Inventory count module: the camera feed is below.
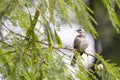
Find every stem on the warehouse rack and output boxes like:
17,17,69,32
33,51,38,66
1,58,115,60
2,23,96,59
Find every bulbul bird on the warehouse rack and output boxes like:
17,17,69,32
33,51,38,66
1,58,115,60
71,28,88,67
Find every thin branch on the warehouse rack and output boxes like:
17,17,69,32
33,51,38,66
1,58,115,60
3,56,16,66
1,22,96,58
0,39,14,47
56,49,71,58
1,23,99,76
2,23,27,39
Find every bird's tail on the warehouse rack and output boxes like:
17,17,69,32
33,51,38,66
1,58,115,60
71,52,84,67
71,55,76,67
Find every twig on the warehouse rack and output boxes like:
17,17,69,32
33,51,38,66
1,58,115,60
56,49,71,58
0,39,14,47
3,56,16,66
1,23,99,77
2,23,27,39
1,22,96,58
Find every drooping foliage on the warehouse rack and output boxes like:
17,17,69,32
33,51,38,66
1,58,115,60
0,0,120,80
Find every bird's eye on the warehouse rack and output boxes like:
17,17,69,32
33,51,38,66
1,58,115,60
78,29,82,31
76,28,83,32
77,29,82,32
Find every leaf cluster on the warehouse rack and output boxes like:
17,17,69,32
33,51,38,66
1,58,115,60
0,0,120,80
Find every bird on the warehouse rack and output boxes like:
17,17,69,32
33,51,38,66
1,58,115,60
71,28,88,67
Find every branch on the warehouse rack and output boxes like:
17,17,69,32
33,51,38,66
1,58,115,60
2,23,27,39
1,22,96,58
0,39,14,48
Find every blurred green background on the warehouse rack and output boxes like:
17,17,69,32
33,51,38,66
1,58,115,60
90,0,120,65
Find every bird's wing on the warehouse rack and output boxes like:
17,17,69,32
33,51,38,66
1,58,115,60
73,37,82,51
73,37,85,55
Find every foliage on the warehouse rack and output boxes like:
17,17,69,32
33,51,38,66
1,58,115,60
0,0,120,80
102,0,120,33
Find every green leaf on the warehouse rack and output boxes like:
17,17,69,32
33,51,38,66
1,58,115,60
21,69,31,80
65,0,75,12
116,0,120,8
54,29,62,48
87,20,99,39
95,54,120,79
74,0,98,38
0,46,3,53
46,26,53,51
49,0,55,23
26,9,39,37
10,9,30,29
57,0,72,27
102,0,120,33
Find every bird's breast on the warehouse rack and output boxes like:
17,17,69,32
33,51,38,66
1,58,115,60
78,38,88,50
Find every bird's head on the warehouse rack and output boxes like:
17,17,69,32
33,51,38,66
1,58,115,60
76,28,85,34
76,28,86,37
